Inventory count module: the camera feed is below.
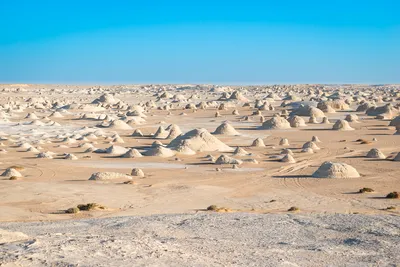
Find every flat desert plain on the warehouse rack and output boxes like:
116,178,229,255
0,84,399,266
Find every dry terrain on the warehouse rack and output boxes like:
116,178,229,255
0,83,399,266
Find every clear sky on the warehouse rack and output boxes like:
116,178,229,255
0,0,399,84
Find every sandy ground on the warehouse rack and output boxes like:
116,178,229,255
0,84,399,265
0,95,399,221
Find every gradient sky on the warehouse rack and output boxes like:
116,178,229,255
0,0,399,84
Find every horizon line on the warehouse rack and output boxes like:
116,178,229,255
1,81,399,86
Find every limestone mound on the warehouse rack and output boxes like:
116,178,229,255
366,148,386,159
19,142,33,149
64,153,78,160
279,138,289,146
25,113,39,119
309,116,318,123
94,145,128,155
233,147,249,156
113,136,125,143
126,117,146,125
215,155,243,165
356,102,375,112
153,126,169,139
1,168,22,177
132,129,144,137
144,146,176,157
301,148,314,153
312,161,360,178
345,114,359,123
166,124,182,139
324,105,336,113
174,144,196,155
251,138,265,147
280,154,296,163
121,148,143,158
213,122,240,135
366,104,398,119
312,136,321,143
288,115,307,127
27,147,40,153
318,100,349,111
260,116,291,130
168,128,233,152
37,152,53,159
80,143,94,149
242,158,259,164
107,120,133,130
229,90,249,102
332,120,354,131
106,145,129,155
62,137,76,144
131,168,145,177
89,172,132,181
92,93,119,104
302,141,320,150
290,105,325,118
49,111,64,118
321,117,331,124
281,148,294,155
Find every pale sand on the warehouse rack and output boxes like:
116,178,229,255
0,84,399,265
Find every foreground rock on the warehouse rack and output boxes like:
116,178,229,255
0,213,399,266
0,229,29,243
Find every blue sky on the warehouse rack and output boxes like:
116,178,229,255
0,0,399,84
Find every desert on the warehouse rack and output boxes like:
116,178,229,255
0,83,399,266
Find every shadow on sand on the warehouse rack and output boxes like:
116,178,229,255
272,175,312,178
